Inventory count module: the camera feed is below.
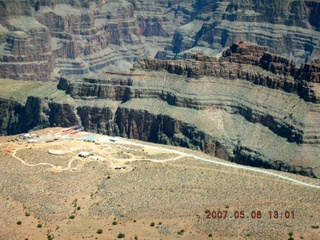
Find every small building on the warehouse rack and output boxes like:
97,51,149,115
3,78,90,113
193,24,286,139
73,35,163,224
24,134,31,138
84,136,97,143
79,151,90,158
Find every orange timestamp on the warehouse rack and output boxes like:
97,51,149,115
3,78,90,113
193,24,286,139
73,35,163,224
205,210,294,219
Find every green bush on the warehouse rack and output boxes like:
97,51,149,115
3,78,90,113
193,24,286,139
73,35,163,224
37,224,42,228
209,233,213,237
17,221,22,225
112,221,118,225
97,229,103,234
150,222,155,227
117,233,125,238
69,215,75,219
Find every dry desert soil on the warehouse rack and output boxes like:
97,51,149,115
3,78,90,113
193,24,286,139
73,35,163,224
0,128,319,240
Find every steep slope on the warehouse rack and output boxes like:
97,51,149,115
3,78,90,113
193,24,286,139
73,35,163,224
1,0,319,81
163,0,320,64
0,0,192,81
1,43,319,178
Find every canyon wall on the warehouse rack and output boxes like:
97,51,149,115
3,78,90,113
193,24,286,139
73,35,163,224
1,0,320,81
0,0,191,80
1,43,319,178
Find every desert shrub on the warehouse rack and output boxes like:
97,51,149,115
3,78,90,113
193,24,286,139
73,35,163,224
69,215,75,219
117,233,125,238
150,222,155,227
97,229,103,234
112,221,118,225
47,234,54,240
37,224,42,228
17,221,22,225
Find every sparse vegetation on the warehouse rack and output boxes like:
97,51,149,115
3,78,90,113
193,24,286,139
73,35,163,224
288,231,294,240
47,234,54,240
0,128,319,240
117,233,125,238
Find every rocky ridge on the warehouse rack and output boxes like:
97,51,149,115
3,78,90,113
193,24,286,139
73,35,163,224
0,0,190,81
160,0,320,64
139,42,320,103
1,43,319,178
1,0,320,81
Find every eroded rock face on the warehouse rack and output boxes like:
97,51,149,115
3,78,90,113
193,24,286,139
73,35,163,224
1,0,319,81
1,43,319,178
0,18,54,81
0,0,191,80
137,42,320,103
167,0,320,64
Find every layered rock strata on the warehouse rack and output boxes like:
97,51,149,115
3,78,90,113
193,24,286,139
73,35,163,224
164,0,320,64
1,0,320,81
1,45,320,178
138,43,320,103
0,0,191,81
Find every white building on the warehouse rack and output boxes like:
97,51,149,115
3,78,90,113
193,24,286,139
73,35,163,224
79,152,90,158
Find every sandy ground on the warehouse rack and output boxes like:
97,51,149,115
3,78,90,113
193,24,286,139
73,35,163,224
0,128,319,240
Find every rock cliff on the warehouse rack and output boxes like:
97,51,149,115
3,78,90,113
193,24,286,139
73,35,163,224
1,43,320,178
164,0,320,64
138,42,320,103
1,0,319,81
0,0,190,80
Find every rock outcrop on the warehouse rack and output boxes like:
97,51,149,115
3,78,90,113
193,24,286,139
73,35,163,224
138,42,320,103
1,0,319,81
1,43,320,178
0,0,191,81
164,0,320,64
